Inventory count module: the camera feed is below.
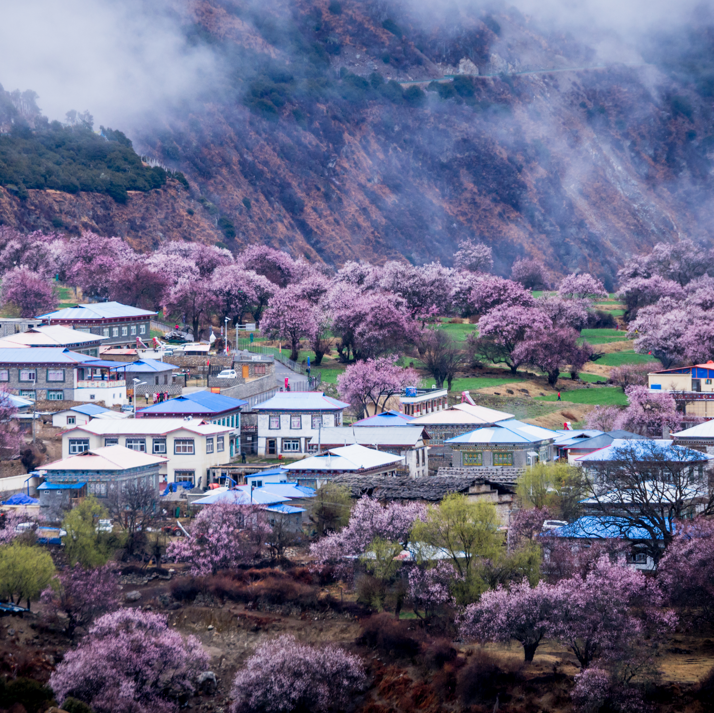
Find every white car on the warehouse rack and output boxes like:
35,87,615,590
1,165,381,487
96,519,113,533
216,369,237,379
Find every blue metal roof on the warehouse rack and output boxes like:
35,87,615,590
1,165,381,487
137,390,246,416
353,410,416,427
447,419,556,445
245,467,289,479
544,516,665,541
266,503,305,515
576,439,712,463
38,482,86,490
254,392,349,411
259,483,316,499
552,430,603,446
0,348,96,364
37,301,155,320
117,359,176,373
68,404,111,416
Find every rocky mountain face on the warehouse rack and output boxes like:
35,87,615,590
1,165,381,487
4,0,714,285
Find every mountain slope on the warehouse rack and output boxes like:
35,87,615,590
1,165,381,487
4,0,714,285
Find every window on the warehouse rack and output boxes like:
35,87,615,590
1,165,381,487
122,326,128,336
139,325,146,335
626,553,648,564
290,415,302,430
175,471,195,483
282,439,301,452
88,482,108,497
217,436,225,452
104,438,119,446
174,439,195,455
48,390,64,401
19,390,35,401
0,370,8,382
47,369,65,382
206,438,214,454
69,439,90,454
112,327,119,337
311,415,323,429
19,369,36,382
67,416,76,425
152,439,167,454
103,328,110,337
463,451,483,466
130,326,137,336
269,415,280,430
125,438,146,452
493,451,514,466
255,364,266,375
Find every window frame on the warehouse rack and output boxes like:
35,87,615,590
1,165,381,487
139,325,146,335
174,439,195,455
19,369,36,382
125,438,147,453
217,436,225,452
462,450,483,466
290,415,302,430
47,368,65,382
152,439,167,454
282,439,301,453
493,451,514,466
122,326,128,337
175,470,195,483
69,438,90,454
311,414,323,430
67,416,76,425
206,437,214,454
102,328,110,337
112,327,119,337
0,369,9,382
47,390,64,401
130,325,137,336
269,415,281,430
104,438,119,447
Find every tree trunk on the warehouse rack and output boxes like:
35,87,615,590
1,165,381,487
523,642,538,662
547,369,560,386
192,316,200,341
290,339,299,362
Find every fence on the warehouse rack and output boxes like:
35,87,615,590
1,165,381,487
238,340,322,389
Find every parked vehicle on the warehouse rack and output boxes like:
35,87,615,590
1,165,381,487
96,519,113,533
217,369,237,379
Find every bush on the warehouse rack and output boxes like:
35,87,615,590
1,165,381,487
170,576,205,602
456,650,522,706
423,638,458,670
63,698,95,713
587,309,617,328
0,677,55,713
359,613,421,658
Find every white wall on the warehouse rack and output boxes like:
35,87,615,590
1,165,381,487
52,411,92,428
74,386,127,407
257,412,341,456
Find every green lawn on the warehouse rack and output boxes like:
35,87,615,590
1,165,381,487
437,321,477,343
450,376,523,392
579,372,608,383
596,351,657,367
535,386,628,406
580,328,628,345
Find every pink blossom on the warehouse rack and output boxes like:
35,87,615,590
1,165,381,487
558,273,608,300
337,356,418,418
49,608,209,713
333,261,377,289
617,276,685,315
627,301,691,367
508,507,553,551
609,363,655,391
310,496,426,564
407,562,457,620
0,228,62,276
453,239,493,273
229,635,366,713
107,260,171,312
162,279,220,341
511,258,549,290
379,261,453,321
260,286,318,361
584,405,621,432
538,296,589,331
0,506,37,543
613,385,680,436
166,502,269,576
0,266,57,317
468,276,535,315
236,245,300,287
513,326,592,385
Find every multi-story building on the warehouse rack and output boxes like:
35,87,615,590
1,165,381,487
37,445,167,514
0,318,42,338
37,302,155,348
0,325,106,356
254,392,349,457
0,348,126,405
648,362,714,422
115,359,182,400
399,387,449,417
60,418,237,486
409,403,515,446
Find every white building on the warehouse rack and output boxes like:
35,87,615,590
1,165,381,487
51,403,126,428
254,392,349,457
312,426,430,478
60,418,236,487
399,387,449,417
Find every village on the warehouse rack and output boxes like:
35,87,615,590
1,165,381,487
0,234,711,713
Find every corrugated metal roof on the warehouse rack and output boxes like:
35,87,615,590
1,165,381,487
544,516,664,540
254,392,349,411
411,404,514,426
446,419,556,445
353,410,415,427
64,417,233,436
259,483,316,499
285,444,402,471
116,359,176,373
674,420,714,440
0,348,95,364
40,445,168,471
38,482,86,490
0,325,107,348
575,439,712,463
137,391,246,416
313,426,426,447
66,404,111,416
37,301,155,320
266,503,305,514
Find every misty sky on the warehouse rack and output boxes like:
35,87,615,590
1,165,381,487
0,0,706,132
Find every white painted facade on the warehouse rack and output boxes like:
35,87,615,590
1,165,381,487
257,412,342,456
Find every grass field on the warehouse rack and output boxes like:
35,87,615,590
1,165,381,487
579,328,629,345
535,386,628,406
437,321,476,342
597,350,658,367
450,376,523,392
578,372,609,383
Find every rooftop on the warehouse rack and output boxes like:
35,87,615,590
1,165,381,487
0,325,107,348
543,516,665,541
37,301,156,321
284,444,403,472
575,438,713,463
137,390,246,416
332,474,503,501
564,430,646,451
40,445,168,472
59,404,111,417
115,359,177,374
254,392,349,412
312,426,428,448
0,348,97,365
63,417,234,436
410,403,514,426
552,429,604,446
353,410,415,427
673,420,714,440
446,419,556,445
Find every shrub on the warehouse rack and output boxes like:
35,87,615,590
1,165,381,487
456,650,522,706
170,576,205,602
359,613,421,658
587,309,617,328
63,698,95,713
423,639,458,670
0,677,54,713
229,635,366,713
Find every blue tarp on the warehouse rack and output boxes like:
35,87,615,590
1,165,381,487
37,482,86,490
161,482,194,496
2,494,39,505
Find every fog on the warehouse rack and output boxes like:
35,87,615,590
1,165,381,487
0,0,220,130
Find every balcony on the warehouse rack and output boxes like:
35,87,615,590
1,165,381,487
76,380,126,389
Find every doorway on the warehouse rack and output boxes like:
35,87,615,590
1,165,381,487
267,439,277,455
